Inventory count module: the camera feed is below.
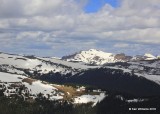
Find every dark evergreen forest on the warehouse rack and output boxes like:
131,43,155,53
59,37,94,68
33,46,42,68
0,89,160,114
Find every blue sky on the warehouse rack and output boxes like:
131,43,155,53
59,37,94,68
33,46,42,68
85,0,119,13
0,0,160,57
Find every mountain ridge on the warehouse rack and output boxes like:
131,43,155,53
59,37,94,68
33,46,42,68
62,49,158,65
0,50,160,97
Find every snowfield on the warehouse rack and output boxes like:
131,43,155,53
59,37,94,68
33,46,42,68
135,73,160,85
74,93,106,106
0,72,63,100
41,57,99,69
23,81,63,100
105,60,160,85
0,71,106,104
0,72,26,82
0,52,98,76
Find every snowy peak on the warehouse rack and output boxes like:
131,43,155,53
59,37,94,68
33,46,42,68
62,49,117,65
62,49,160,65
62,49,135,65
157,55,160,59
79,49,114,60
144,53,156,60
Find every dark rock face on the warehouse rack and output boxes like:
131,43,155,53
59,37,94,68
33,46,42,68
93,56,101,61
61,53,78,60
115,53,126,60
133,55,146,61
114,53,132,61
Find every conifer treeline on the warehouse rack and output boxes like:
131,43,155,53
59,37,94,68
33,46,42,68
0,90,160,114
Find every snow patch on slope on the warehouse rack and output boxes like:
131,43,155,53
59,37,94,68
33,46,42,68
41,57,99,69
144,53,156,60
74,93,106,106
0,72,26,82
0,72,63,100
0,53,76,75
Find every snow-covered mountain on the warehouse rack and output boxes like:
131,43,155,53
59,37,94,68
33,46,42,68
62,49,130,65
0,50,160,97
0,52,98,77
105,60,160,85
62,49,159,65
144,53,156,60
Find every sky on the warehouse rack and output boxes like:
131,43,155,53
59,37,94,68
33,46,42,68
0,0,160,57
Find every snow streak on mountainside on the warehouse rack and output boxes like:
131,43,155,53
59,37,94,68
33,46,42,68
105,60,160,85
41,57,98,69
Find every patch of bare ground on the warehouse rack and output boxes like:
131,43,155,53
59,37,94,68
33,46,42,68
22,78,36,85
53,85,85,100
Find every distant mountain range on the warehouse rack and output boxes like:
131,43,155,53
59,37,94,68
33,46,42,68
0,49,160,99
62,49,158,65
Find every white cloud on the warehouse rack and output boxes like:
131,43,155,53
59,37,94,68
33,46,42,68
0,0,160,56
114,43,129,48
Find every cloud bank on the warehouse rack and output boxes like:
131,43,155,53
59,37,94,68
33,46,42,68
0,0,160,56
